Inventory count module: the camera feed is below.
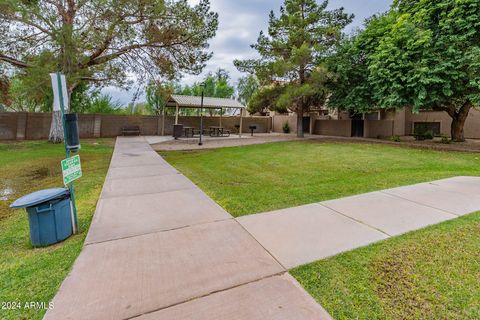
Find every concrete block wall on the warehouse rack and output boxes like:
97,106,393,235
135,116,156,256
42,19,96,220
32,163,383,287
0,112,272,140
25,113,51,140
272,115,297,133
313,120,351,137
164,116,271,135
0,113,19,140
364,120,395,138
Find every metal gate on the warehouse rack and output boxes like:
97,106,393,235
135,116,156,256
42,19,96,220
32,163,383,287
351,119,364,137
303,117,310,134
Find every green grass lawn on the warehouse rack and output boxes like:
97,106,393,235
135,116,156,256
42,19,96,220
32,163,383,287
162,140,480,319
0,139,113,320
291,211,480,320
160,141,480,217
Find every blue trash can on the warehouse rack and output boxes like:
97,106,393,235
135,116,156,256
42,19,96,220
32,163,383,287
10,188,73,247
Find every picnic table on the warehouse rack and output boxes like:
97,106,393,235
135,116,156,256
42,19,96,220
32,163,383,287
209,126,223,137
183,126,195,138
208,126,230,137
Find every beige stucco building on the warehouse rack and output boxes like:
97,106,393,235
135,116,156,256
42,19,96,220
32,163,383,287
272,107,480,139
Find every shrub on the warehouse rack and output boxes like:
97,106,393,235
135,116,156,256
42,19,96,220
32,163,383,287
414,124,428,140
282,121,290,134
441,135,451,144
390,135,401,142
424,130,434,140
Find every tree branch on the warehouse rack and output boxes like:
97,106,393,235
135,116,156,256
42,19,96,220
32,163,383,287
0,54,31,68
86,37,193,67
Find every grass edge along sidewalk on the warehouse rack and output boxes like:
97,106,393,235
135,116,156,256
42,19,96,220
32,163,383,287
291,211,480,320
0,139,113,320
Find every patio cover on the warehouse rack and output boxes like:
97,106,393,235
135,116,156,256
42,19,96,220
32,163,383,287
164,95,247,136
167,95,246,110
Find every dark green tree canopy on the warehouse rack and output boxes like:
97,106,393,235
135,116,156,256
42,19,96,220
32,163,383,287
0,0,218,90
370,0,480,111
327,13,395,112
329,0,480,141
235,0,352,136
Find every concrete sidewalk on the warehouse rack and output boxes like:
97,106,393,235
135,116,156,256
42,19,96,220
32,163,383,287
44,137,329,320
238,176,480,269
45,137,480,319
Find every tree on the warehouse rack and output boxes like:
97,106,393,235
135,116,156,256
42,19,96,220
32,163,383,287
327,14,395,113
86,93,122,114
192,69,235,98
234,0,353,137
0,74,9,109
248,84,286,115
145,81,174,115
0,0,218,141
178,68,235,99
4,72,53,112
330,0,480,142
237,74,260,107
373,0,480,142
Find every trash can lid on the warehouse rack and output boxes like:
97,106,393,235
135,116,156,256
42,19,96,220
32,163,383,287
10,188,70,209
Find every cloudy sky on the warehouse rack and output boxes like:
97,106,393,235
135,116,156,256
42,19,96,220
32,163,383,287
108,0,393,104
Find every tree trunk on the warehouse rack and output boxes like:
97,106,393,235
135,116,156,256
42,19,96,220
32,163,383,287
49,111,64,143
450,103,472,142
296,107,304,138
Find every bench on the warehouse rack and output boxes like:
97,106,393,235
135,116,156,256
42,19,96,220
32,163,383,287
121,126,141,136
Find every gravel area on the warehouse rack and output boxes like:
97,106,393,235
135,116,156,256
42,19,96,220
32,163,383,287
150,133,307,151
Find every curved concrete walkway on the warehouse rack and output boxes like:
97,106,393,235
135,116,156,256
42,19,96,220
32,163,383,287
44,137,330,320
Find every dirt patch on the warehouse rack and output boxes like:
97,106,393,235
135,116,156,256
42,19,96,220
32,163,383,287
0,160,62,221
371,247,437,319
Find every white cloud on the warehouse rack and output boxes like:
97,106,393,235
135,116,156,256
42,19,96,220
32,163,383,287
106,0,393,104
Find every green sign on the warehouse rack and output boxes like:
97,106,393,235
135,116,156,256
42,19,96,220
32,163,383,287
61,155,82,185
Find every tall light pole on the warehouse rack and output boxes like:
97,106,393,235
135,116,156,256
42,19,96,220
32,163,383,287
199,82,205,146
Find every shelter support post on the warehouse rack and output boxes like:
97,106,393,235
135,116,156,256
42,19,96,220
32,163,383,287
175,103,179,125
239,108,244,138
161,105,166,136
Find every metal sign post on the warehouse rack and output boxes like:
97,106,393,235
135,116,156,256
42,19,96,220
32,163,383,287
54,72,79,234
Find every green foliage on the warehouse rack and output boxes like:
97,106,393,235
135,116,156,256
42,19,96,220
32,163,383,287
329,0,480,141
370,1,480,111
424,130,434,140
441,135,451,144
145,81,174,115
185,68,235,99
237,74,260,106
248,85,287,114
282,121,291,134
414,124,434,141
0,0,218,87
328,13,396,112
391,135,401,142
87,93,122,114
235,0,353,136
122,102,149,116
0,0,218,124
